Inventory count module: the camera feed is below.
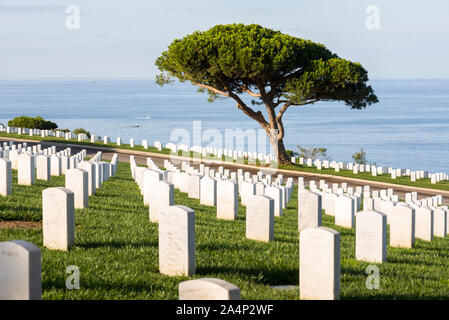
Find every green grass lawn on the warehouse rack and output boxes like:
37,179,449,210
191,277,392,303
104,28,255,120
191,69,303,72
0,161,448,299
2,131,449,192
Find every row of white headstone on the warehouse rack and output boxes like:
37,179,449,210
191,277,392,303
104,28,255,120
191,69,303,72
0,143,88,194
142,166,339,299
0,152,286,300
0,154,119,299
136,158,362,300
0,238,241,300
104,136,276,164
0,126,80,140
2,125,277,164
166,142,276,164
167,159,292,222
4,125,448,180
300,177,447,240
291,156,448,184
1,155,446,300
129,157,295,276
298,180,449,299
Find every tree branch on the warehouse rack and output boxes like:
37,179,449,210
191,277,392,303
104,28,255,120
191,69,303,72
211,74,269,128
193,82,229,97
237,84,261,98
257,83,278,129
273,99,289,108
228,91,269,127
276,102,292,122
275,98,320,108
274,99,320,140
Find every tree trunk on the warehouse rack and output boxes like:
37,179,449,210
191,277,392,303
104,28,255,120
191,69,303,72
276,138,291,165
265,128,290,165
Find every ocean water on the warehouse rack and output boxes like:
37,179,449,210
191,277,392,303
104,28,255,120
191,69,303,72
0,79,448,173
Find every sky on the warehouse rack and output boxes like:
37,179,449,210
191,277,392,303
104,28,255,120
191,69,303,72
1,0,449,79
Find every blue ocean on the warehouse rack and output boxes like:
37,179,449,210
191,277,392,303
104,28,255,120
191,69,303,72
0,79,448,173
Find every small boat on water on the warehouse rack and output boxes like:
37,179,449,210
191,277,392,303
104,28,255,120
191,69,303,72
134,123,139,128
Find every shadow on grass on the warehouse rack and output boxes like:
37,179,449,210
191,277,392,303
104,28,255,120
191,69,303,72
196,265,298,286
196,242,269,252
77,240,157,250
43,278,170,295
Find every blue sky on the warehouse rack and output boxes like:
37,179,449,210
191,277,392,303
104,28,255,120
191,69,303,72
1,0,448,79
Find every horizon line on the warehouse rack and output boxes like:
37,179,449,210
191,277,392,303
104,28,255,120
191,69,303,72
1,77,449,81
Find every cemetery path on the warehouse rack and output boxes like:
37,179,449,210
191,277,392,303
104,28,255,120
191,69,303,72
2,137,449,205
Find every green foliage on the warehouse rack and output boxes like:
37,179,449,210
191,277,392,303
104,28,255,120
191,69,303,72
8,116,58,130
285,149,299,158
352,148,367,164
73,128,91,139
155,23,378,109
55,128,70,133
284,58,378,109
296,145,330,161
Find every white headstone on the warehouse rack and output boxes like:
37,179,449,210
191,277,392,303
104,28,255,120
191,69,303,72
9,150,19,170
0,159,12,196
0,240,41,300
77,161,96,196
50,156,61,176
415,207,433,241
149,181,174,223
179,172,191,193
264,186,282,217
65,168,88,209
217,180,238,220
323,192,337,216
36,155,50,181
246,195,274,242
92,162,103,188
159,205,195,276
298,189,322,231
188,174,201,199
433,208,447,238
299,227,340,300
363,198,375,211
60,156,69,174
240,181,256,206
179,278,240,300
200,176,217,206
335,195,355,228
17,153,35,186
42,187,75,251
255,183,265,196
355,211,387,263
143,170,163,205
389,205,415,248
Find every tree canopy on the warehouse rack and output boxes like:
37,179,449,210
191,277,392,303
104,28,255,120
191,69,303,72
8,116,58,130
155,23,378,163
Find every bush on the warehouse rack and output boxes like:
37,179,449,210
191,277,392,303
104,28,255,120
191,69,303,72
55,128,70,133
352,148,367,164
296,145,330,161
8,116,58,130
286,149,299,158
73,128,91,139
